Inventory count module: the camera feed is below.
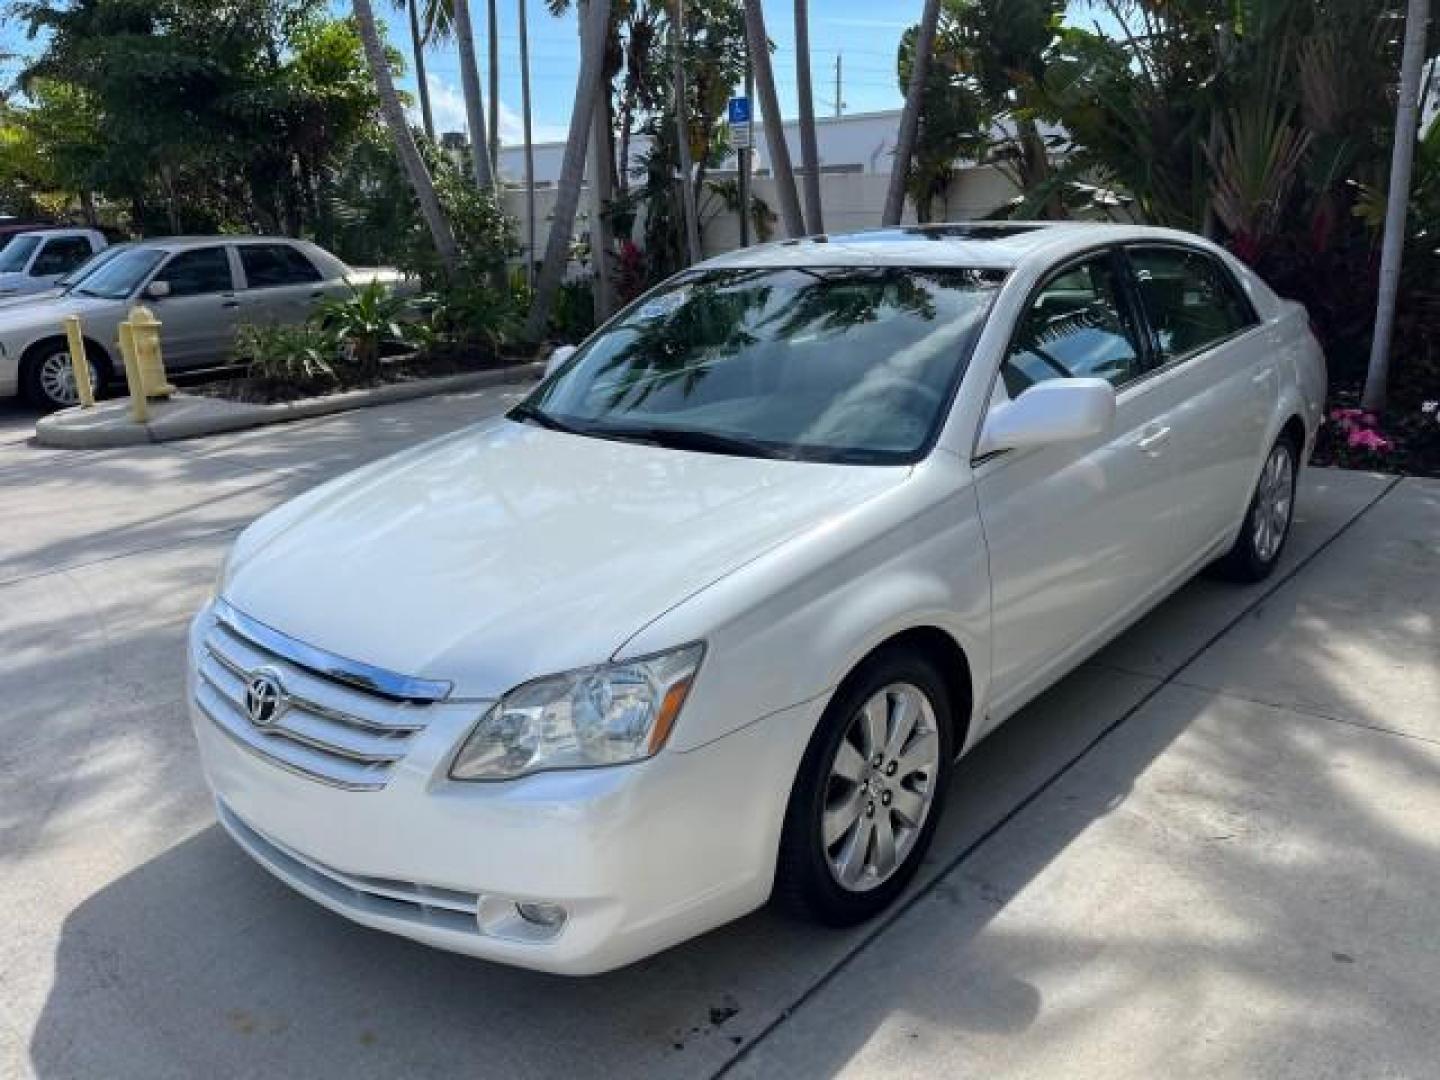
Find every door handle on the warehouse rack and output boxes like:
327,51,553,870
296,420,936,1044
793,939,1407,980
1137,426,1172,454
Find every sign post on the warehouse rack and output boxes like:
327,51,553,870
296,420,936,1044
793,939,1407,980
730,94,752,246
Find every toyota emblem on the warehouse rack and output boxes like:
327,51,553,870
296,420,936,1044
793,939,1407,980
244,669,286,728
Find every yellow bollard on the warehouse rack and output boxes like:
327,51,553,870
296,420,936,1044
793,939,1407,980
62,316,96,409
128,305,175,399
118,319,148,423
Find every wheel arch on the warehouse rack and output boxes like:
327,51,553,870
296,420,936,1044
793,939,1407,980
833,625,975,761
21,333,115,380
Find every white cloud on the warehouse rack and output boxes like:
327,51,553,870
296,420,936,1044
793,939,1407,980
413,74,567,147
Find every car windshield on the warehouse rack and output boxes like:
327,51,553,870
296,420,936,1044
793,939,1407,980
59,245,125,288
74,247,165,300
519,266,1005,465
0,235,42,273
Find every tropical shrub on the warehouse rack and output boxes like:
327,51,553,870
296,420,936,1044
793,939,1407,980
237,323,341,395
316,282,412,379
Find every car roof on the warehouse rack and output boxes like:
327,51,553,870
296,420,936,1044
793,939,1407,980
699,222,1215,272
129,235,313,253
10,227,101,241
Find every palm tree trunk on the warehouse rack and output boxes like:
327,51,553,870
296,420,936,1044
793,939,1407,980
452,0,496,190
673,0,703,264
407,0,436,140
353,0,460,272
1363,0,1430,412
525,0,614,340
519,0,537,287
588,1,618,317
487,0,501,172
794,0,822,233
884,0,941,226
742,0,803,237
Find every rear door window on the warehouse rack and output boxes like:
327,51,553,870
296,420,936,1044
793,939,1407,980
1126,246,1258,363
239,244,323,288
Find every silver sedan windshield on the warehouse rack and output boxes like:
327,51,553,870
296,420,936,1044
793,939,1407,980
74,247,166,300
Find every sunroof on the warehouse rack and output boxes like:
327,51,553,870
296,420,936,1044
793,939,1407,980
837,224,1046,244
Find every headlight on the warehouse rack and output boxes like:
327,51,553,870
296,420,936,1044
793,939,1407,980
449,643,704,781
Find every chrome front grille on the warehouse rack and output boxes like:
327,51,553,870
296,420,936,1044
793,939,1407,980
197,603,444,791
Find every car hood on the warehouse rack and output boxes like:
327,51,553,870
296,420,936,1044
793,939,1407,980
0,292,118,334
0,286,63,309
222,418,909,697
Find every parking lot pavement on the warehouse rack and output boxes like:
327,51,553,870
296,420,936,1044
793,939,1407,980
0,390,1432,1080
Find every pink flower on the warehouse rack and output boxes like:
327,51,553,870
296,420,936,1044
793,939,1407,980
1347,428,1391,452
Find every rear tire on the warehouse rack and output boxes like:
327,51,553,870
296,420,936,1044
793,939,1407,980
20,339,106,411
1212,432,1299,583
774,647,954,926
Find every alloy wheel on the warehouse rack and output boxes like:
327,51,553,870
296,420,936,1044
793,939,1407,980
823,682,941,892
37,349,96,408
1252,441,1294,563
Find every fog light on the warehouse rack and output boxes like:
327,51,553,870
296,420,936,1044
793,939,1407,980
515,901,567,929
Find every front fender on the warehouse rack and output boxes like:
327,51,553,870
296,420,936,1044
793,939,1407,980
621,455,992,755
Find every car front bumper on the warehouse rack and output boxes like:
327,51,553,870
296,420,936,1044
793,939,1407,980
188,607,820,975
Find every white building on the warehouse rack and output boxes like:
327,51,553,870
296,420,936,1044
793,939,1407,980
492,108,905,187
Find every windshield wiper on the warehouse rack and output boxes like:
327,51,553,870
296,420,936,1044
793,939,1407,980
596,425,789,460
508,401,588,435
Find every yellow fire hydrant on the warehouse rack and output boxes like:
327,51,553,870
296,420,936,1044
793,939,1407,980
115,304,175,422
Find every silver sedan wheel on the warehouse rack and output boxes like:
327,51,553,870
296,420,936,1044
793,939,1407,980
823,682,941,893
37,349,96,408
1252,441,1295,563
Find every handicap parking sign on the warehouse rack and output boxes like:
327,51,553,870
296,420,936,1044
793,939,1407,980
728,97,752,125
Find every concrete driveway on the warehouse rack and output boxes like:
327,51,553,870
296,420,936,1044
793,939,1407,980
0,391,1435,1080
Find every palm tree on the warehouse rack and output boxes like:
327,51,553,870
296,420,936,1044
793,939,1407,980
742,0,803,237
487,0,501,172
525,0,614,340
352,0,460,272
884,0,941,226
451,0,497,188
793,0,822,233
519,0,537,284
589,1,618,316
672,0,702,263
399,0,436,139
1364,0,1431,411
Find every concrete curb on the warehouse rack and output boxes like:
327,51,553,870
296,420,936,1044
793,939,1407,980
35,362,544,449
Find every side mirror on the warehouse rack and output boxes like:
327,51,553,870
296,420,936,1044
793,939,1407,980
544,344,578,378
976,378,1116,457
145,280,171,299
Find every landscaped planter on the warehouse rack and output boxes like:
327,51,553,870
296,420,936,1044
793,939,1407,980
35,363,544,449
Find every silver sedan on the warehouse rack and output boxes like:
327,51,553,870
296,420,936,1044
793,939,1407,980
0,236,410,409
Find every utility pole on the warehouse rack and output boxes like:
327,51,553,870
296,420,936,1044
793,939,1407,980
834,53,842,117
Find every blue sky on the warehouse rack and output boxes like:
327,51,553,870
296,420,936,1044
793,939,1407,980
2,3,1111,147
397,1,916,145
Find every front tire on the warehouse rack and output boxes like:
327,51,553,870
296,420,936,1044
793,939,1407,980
1213,433,1298,582
21,340,105,411
774,648,954,926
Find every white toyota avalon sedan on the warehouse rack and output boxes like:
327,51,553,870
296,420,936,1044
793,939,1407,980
190,223,1326,974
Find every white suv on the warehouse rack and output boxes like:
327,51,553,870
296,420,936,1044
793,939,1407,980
190,223,1326,974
